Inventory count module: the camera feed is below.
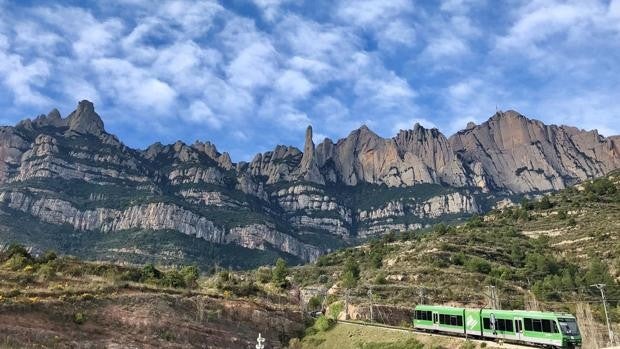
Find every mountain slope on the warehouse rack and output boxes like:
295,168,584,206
0,101,618,268
289,171,620,346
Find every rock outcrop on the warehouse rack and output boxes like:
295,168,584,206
0,101,618,267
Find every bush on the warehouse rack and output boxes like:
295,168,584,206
465,257,492,274
180,265,199,288
256,267,272,283
141,264,161,280
328,302,343,319
73,312,86,325
374,272,387,285
161,270,186,288
272,258,289,288
5,254,28,271
307,295,322,311
37,263,56,281
313,315,334,332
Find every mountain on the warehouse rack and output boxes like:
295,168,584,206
0,101,618,268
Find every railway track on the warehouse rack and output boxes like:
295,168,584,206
337,319,542,348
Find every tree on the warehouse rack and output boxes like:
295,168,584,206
272,258,289,288
341,258,360,289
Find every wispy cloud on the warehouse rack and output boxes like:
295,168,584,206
0,0,617,161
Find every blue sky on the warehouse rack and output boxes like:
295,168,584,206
0,0,619,161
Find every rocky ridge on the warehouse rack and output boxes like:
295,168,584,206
0,101,618,267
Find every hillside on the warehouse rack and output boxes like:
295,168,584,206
0,246,304,348
290,171,620,347
0,101,618,269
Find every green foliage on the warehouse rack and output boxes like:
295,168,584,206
466,214,484,228
341,258,360,289
272,258,289,288
374,272,387,285
73,312,86,325
180,265,200,288
314,315,334,332
141,264,161,280
521,198,534,210
255,266,272,283
584,177,617,197
328,302,343,319
557,209,568,220
465,256,491,274
308,296,323,311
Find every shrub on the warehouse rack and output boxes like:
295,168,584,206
256,267,272,283
328,301,343,319
180,265,200,288
5,254,27,271
141,264,161,280
73,312,86,325
313,315,334,332
307,295,322,311
557,210,568,220
374,272,387,285
465,257,492,274
161,270,186,288
39,250,58,263
37,263,56,281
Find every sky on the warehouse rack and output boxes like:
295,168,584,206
0,0,619,161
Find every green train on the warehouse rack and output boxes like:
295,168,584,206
413,305,581,348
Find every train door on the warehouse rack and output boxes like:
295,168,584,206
514,318,524,341
433,312,439,330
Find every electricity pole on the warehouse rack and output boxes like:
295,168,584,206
591,284,614,345
368,288,374,323
486,286,498,309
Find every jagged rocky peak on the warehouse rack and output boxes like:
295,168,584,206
297,125,324,184
193,140,221,160
449,110,620,192
66,100,105,135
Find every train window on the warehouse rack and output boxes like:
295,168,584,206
427,311,432,321
524,318,533,331
496,319,514,332
450,316,457,326
542,320,552,333
483,318,491,330
533,319,542,332
552,321,559,333
457,315,463,326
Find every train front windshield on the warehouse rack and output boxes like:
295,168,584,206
558,318,580,336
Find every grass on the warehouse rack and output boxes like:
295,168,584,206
297,322,497,349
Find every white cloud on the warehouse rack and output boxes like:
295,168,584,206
73,18,124,59
0,50,51,106
253,0,292,21
274,70,314,99
227,40,278,89
336,0,415,48
186,100,223,129
92,58,177,114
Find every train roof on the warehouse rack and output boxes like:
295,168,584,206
414,305,576,318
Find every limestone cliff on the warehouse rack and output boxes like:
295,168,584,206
0,101,617,268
